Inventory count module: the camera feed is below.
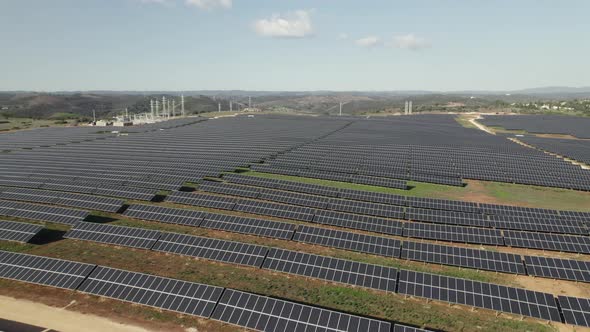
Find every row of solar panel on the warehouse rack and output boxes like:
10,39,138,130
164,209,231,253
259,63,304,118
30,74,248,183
0,250,427,332
249,164,409,190
260,160,465,187
42,221,590,326
197,181,587,235
0,199,89,225
0,187,125,212
120,205,590,283
162,192,590,253
221,174,590,222
0,176,158,201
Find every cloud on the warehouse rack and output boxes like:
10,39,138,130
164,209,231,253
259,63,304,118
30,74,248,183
392,34,430,50
355,36,382,48
254,10,314,38
185,0,232,9
338,33,349,40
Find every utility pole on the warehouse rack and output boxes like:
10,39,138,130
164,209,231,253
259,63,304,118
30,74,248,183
230,101,233,112
125,108,128,119
93,109,96,123
155,100,159,118
150,99,154,118
218,103,221,112
181,94,185,117
339,102,343,116
409,101,413,115
249,96,252,109
167,100,171,119
172,100,176,117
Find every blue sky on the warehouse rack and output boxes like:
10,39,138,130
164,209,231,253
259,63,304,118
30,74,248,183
1,0,589,91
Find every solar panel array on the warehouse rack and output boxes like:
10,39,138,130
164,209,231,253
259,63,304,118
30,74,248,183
524,256,590,282
64,222,162,249
153,232,268,267
0,251,400,331
401,241,525,275
559,296,590,327
293,225,401,258
0,220,43,243
520,135,590,167
262,248,398,292
78,266,224,317
0,199,89,225
211,289,392,332
398,270,562,322
200,213,296,240
0,250,95,289
0,187,124,212
215,175,589,237
3,114,590,330
479,114,590,139
245,115,590,191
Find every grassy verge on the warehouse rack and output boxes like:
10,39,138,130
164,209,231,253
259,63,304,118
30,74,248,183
12,240,553,332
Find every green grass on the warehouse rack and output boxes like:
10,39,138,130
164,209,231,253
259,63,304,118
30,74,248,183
243,171,590,211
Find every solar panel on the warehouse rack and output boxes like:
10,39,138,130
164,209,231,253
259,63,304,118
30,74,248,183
524,256,590,282
406,208,488,227
211,289,392,332
558,295,590,327
201,213,296,240
313,210,403,236
0,187,124,213
0,250,95,290
0,220,43,243
77,266,223,317
404,222,503,245
338,189,407,206
152,232,268,267
401,241,525,274
233,200,315,221
275,181,341,197
198,181,261,199
262,248,397,292
398,270,561,321
489,215,587,235
64,222,161,249
93,185,157,201
166,191,237,210
293,225,401,258
258,190,331,209
393,325,434,332
504,230,590,253
0,200,89,225
222,173,281,189
406,197,480,214
123,204,206,227
328,199,405,219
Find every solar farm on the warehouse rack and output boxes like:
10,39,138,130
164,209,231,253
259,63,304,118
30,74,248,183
1,114,590,332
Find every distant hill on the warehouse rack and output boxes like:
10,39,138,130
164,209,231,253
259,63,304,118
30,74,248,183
0,93,224,119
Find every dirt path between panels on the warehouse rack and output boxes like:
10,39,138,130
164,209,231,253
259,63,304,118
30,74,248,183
0,295,152,332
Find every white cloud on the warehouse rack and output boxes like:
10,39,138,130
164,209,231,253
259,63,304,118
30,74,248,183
185,0,232,9
338,33,349,40
355,36,382,48
254,10,314,38
392,34,430,50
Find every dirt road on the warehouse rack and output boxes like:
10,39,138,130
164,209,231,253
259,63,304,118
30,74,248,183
0,295,152,332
